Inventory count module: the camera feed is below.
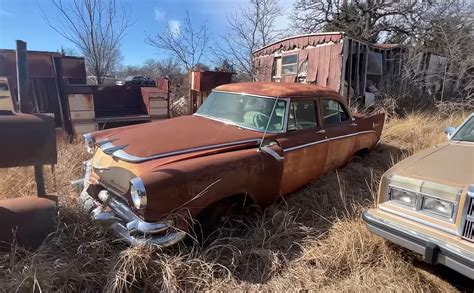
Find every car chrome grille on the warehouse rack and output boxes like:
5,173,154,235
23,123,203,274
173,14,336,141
461,196,474,242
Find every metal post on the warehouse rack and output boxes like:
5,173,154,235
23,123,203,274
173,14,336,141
16,40,47,197
34,166,47,196
15,40,28,113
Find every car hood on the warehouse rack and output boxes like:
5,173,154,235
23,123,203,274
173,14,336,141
92,115,264,162
397,141,474,186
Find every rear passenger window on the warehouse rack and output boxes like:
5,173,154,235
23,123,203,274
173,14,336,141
321,99,349,125
287,100,318,131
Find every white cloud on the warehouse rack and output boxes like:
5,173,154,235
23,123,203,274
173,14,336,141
168,20,181,37
154,7,166,22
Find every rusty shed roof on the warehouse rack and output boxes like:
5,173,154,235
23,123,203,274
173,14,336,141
252,32,407,57
253,32,344,57
214,82,340,98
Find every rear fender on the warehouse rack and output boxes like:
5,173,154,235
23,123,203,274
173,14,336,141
352,112,385,153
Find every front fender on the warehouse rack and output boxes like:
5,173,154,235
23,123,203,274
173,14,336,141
140,147,283,221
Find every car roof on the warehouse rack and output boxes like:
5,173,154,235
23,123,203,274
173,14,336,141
214,82,341,99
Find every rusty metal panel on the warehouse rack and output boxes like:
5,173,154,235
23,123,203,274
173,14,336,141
0,196,57,250
73,122,98,135
60,56,87,79
190,71,233,92
150,108,167,116
0,112,57,168
0,50,86,80
155,77,169,92
306,47,320,82
253,33,343,57
150,99,168,108
0,50,54,78
255,56,273,82
0,78,13,111
92,85,148,117
327,44,343,91
141,87,169,117
316,45,331,86
70,110,95,121
68,93,95,111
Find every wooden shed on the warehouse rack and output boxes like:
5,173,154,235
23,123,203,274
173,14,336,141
252,32,407,106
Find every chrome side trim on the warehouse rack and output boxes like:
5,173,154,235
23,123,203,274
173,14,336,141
283,130,377,152
101,129,376,162
103,145,127,155
284,139,326,152
96,138,115,146
105,138,262,163
84,133,94,153
379,204,459,236
260,147,284,161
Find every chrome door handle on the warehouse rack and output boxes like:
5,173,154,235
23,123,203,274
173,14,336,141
316,129,326,134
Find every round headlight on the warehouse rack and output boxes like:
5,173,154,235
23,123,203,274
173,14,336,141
130,177,147,209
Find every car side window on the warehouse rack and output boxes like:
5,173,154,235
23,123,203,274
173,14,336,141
287,100,318,131
321,99,350,125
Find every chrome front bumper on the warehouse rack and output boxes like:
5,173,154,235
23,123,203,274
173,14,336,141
363,209,474,279
76,161,186,247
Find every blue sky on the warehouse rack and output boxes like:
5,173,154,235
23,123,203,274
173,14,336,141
0,0,291,66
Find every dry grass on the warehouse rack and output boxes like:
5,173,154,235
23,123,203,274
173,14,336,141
0,112,471,292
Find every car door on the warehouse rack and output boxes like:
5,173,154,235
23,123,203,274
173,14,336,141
278,98,329,195
319,98,357,171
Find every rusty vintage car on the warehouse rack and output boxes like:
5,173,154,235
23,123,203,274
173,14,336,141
364,113,474,279
78,82,385,247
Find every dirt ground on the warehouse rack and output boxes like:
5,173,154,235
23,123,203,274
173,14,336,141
0,112,472,292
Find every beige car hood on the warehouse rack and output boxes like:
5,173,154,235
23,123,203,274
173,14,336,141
398,142,474,186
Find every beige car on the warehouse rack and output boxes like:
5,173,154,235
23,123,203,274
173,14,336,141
364,113,474,279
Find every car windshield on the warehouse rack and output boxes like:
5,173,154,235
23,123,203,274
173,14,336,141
124,76,134,81
452,116,474,142
195,91,287,133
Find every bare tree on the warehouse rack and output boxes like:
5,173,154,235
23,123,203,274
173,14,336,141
144,57,181,77
403,1,474,104
292,0,427,43
216,0,282,80
42,0,131,84
115,57,181,79
146,12,210,71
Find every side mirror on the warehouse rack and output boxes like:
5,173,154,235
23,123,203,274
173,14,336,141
444,127,456,139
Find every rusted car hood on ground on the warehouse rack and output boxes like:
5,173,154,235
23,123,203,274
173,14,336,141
92,115,264,159
394,141,474,186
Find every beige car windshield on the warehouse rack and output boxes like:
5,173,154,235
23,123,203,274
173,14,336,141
452,116,474,142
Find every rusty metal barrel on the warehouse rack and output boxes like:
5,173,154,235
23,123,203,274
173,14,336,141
0,196,58,250
0,111,58,250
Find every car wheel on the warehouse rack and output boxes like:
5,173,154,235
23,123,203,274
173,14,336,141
193,197,258,244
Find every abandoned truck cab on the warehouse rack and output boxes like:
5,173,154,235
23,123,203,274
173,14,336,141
363,113,474,279
78,82,385,246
